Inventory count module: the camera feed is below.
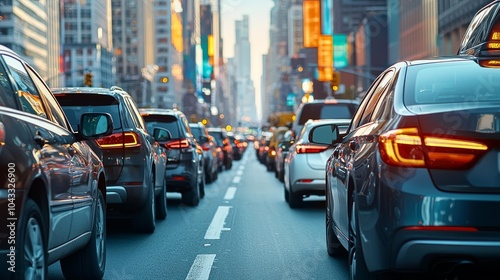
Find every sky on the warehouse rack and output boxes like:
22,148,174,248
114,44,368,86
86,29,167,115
220,0,274,121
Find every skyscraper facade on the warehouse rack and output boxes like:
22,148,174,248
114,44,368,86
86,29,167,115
60,0,114,88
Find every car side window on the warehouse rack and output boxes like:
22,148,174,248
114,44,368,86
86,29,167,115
26,66,69,129
125,97,146,130
370,76,396,122
2,54,47,118
357,70,394,127
0,59,18,108
349,79,381,131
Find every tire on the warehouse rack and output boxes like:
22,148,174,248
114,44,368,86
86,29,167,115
182,179,200,206
284,187,289,202
133,174,156,233
349,196,372,280
61,189,106,279
326,191,345,256
16,198,47,280
199,171,206,199
288,190,302,208
155,176,168,220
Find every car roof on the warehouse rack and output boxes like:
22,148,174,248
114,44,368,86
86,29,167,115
304,118,352,127
139,108,182,116
52,86,130,98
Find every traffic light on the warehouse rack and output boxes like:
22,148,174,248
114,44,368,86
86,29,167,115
330,72,340,91
84,73,93,87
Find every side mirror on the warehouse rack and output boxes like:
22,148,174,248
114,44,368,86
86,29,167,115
309,124,340,145
79,113,113,138
153,127,172,141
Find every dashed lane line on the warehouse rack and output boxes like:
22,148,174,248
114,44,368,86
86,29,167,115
204,206,232,240
185,254,216,280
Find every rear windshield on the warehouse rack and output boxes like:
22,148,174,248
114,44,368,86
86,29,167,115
55,94,122,132
190,126,203,139
298,103,357,125
142,115,181,138
208,131,224,146
405,60,500,105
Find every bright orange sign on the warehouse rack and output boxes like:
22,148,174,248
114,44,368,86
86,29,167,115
303,0,320,48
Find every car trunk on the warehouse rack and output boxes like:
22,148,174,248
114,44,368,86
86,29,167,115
416,107,500,193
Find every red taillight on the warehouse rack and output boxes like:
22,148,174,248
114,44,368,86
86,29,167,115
379,128,488,169
96,132,140,149
404,226,478,232
295,144,328,154
165,139,190,150
202,142,211,151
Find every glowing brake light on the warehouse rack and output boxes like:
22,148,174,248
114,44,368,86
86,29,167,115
201,142,211,151
96,132,140,148
379,128,488,169
296,144,328,154
165,139,191,150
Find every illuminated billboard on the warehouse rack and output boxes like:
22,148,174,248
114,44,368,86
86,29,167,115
303,0,320,48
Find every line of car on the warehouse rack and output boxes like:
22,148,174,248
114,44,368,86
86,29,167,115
0,44,244,279
259,2,500,278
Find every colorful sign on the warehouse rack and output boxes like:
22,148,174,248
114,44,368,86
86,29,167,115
303,0,320,48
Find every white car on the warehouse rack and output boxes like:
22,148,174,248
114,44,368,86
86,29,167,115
284,119,350,208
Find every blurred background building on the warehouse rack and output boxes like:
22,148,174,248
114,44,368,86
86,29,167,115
0,0,494,127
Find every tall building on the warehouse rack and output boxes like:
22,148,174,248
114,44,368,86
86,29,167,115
60,0,114,88
333,0,387,34
398,0,439,60
153,0,171,108
233,15,257,124
112,0,155,106
0,0,57,82
438,0,492,56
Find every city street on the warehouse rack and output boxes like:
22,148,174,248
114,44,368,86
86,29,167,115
48,150,348,280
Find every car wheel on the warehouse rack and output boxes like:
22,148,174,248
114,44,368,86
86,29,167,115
278,169,284,182
17,198,47,280
288,190,302,208
182,179,200,206
199,170,206,199
61,189,106,279
284,187,289,202
326,190,345,256
155,176,168,220
133,174,156,233
349,195,371,280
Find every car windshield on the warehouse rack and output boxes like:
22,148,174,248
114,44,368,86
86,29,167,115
298,103,356,125
405,60,500,105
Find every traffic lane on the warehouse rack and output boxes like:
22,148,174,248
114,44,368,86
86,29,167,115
205,151,349,279
48,171,233,280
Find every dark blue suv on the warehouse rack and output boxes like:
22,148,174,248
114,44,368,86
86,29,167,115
53,87,168,233
140,108,205,206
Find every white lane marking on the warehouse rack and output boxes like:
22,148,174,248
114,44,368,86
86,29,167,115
232,176,241,184
237,169,244,176
224,187,237,200
205,206,232,239
185,254,216,280
239,165,245,170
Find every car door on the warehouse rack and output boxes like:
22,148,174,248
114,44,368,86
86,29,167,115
331,69,395,238
2,54,76,248
27,66,97,238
